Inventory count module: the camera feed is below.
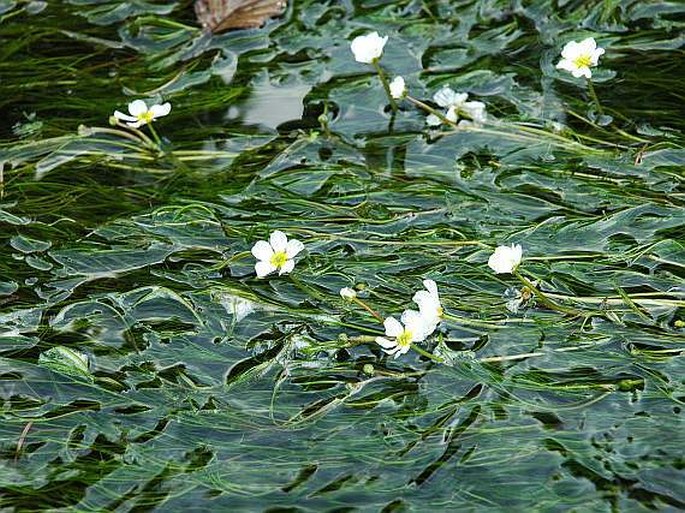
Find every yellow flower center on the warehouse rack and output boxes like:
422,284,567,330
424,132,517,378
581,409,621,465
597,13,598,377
270,251,288,268
137,111,155,124
437,306,444,318
396,329,413,348
573,54,592,69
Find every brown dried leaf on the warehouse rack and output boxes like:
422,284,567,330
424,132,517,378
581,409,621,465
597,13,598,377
195,0,287,33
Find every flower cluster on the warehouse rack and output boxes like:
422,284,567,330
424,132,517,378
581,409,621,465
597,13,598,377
243,231,528,362
100,28,602,366
376,279,443,358
348,31,607,134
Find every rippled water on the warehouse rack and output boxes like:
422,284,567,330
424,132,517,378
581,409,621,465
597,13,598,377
1,1,684,511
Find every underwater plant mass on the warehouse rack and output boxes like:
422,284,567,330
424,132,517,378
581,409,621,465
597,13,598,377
0,1,684,511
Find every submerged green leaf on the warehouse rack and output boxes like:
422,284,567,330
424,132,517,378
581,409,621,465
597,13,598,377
38,346,92,381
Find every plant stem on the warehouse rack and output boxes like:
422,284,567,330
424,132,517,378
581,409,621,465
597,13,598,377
406,95,456,127
146,123,164,153
406,96,603,154
443,312,528,329
513,271,581,316
412,344,444,363
91,125,157,150
351,297,384,322
478,342,604,364
586,78,604,116
372,59,397,113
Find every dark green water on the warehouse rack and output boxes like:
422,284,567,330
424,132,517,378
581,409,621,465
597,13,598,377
1,1,684,511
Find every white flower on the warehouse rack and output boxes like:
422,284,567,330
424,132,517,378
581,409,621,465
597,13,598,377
375,310,431,359
340,287,357,300
433,87,468,123
488,244,523,274
427,87,486,126
434,87,468,109
389,76,407,99
462,100,487,124
413,279,443,329
113,99,171,128
251,230,304,278
350,31,388,63
556,37,605,79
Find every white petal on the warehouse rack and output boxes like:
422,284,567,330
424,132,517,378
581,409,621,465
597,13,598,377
149,102,171,118
488,244,523,274
383,317,403,337
573,67,591,78
434,87,466,108
578,37,597,53
375,336,397,349
560,41,580,59
453,92,469,106
340,287,357,300
433,87,455,107
423,279,438,297
556,59,576,72
512,244,523,263
413,290,436,311
269,230,288,252
426,114,442,126
395,344,411,357
445,106,458,123
350,32,387,63
126,120,144,128
278,259,295,275
488,247,509,274
389,76,406,99
590,47,605,65
251,240,274,261
113,110,137,122
350,37,371,63
128,100,148,117
285,239,304,258
386,346,402,357
463,101,486,123
401,310,429,341
422,319,439,338
255,261,276,278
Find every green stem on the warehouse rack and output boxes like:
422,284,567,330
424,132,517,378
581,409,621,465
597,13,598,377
586,78,604,116
544,292,685,308
145,122,164,153
406,95,456,127
372,59,397,113
97,124,157,150
351,297,384,323
513,271,581,316
411,344,444,363
407,96,603,154
443,312,529,329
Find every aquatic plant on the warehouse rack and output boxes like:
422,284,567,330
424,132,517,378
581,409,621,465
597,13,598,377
0,1,684,511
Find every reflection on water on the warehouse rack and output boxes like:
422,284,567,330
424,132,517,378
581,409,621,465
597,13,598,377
237,76,310,129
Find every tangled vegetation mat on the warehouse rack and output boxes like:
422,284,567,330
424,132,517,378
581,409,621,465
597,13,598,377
1,1,684,511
